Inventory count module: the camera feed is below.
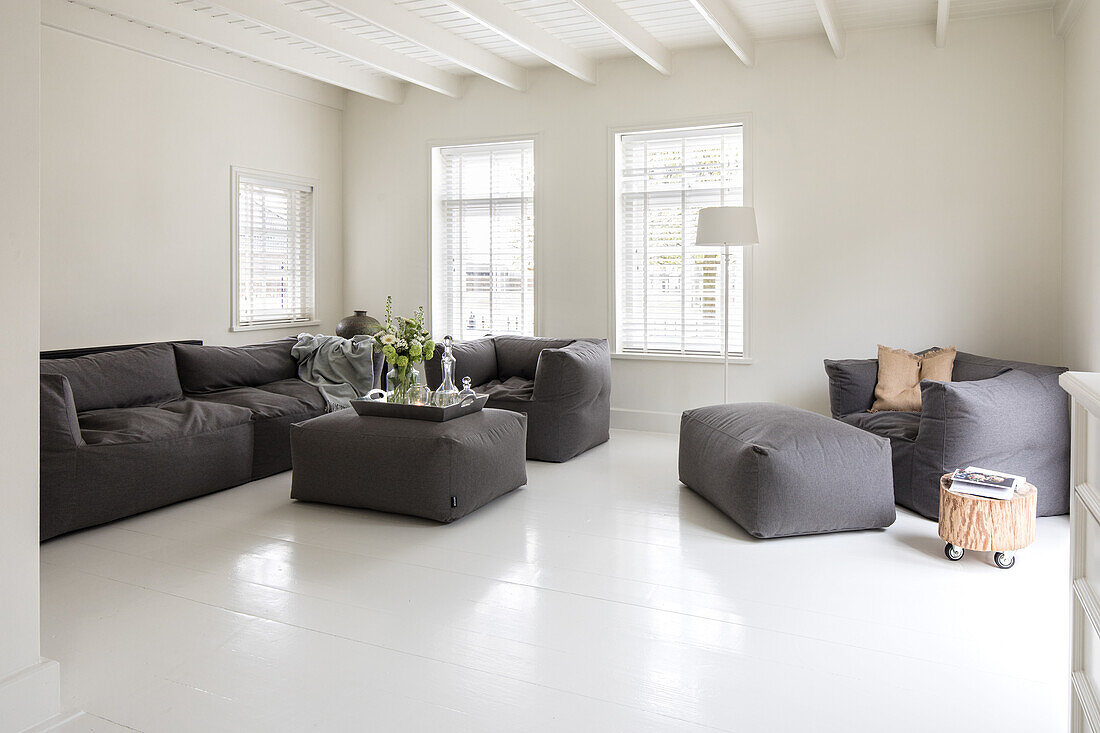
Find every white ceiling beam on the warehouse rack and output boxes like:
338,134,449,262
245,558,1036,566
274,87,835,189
71,0,403,102
1054,0,1088,37
323,0,526,91
569,0,672,75
42,0,346,110
813,0,845,58
210,0,461,97
442,0,597,84
936,0,950,47
687,0,754,67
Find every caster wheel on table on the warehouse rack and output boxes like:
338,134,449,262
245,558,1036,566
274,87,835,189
945,543,964,561
994,552,1015,569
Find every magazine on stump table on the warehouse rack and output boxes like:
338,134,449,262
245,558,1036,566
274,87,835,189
948,467,1025,500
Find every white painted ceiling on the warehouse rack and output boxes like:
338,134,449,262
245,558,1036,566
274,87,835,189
52,0,1061,100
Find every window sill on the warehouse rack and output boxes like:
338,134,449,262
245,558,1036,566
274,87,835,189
231,320,320,333
612,352,753,365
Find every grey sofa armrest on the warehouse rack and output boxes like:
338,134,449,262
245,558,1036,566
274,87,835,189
910,369,1070,518
41,373,83,449
823,358,878,418
533,339,611,403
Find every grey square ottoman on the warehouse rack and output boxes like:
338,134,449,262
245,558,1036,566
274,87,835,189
290,407,528,522
679,403,895,538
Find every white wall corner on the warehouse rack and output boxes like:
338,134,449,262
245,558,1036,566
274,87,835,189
0,659,61,733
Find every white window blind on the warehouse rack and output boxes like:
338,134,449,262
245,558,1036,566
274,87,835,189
615,124,747,357
432,140,535,340
233,169,315,330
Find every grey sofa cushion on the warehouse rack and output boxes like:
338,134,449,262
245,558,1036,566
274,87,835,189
911,369,1070,518
494,336,573,380
479,376,535,401
41,374,83,449
952,351,1065,382
174,340,298,393
841,410,920,506
41,415,255,541
679,403,896,538
841,410,920,442
255,378,328,412
823,358,879,418
189,383,327,479
291,408,528,522
41,342,183,412
439,337,499,388
78,400,253,446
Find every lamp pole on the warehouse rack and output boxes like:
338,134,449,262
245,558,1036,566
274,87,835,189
722,243,729,404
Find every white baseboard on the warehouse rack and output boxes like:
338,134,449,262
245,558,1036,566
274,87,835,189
0,659,60,733
610,407,681,434
24,712,132,732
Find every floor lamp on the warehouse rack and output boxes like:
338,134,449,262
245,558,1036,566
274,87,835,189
695,206,759,404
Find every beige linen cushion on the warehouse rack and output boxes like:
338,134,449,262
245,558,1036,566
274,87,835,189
870,345,957,412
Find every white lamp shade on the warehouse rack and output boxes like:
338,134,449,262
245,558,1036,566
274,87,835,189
695,206,759,247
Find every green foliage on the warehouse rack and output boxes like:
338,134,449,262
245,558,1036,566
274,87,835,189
371,295,435,367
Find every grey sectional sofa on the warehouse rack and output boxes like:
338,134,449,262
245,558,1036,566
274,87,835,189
425,336,611,462
824,351,1069,519
39,339,384,540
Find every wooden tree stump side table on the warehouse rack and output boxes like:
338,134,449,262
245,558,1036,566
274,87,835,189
937,474,1037,569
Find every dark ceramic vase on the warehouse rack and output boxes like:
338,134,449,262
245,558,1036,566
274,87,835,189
335,310,382,338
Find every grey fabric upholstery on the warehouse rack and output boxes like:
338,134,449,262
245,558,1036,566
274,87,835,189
425,337,497,388
40,339,346,539
189,381,327,478
495,336,573,380
78,400,255,446
913,370,1070,518
40,342,183,412
290,408,528,522
173,339,299,393
824,351,1069,519
40,374,254,541
840,411,920,441
426,336,611,462
479,376,535,401
841,411,920,509
823,358,878,418
679,403,896,538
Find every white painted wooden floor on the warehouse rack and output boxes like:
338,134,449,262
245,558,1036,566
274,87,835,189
41,429,1070,732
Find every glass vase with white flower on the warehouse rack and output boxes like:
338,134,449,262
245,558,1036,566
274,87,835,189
372,296,436,404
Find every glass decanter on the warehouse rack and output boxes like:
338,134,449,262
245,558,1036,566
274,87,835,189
432,335,459,407
457,376,478,406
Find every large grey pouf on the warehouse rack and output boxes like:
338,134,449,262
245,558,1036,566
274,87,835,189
679,403,896,538
291,408,528,522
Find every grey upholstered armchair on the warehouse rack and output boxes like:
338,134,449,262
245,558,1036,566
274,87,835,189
425,336,611,462
824,351,1069,519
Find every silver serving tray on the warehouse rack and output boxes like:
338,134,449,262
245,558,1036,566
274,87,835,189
349,394,488,422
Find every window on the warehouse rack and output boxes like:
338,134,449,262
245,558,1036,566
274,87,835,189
431,140,535,340
232,167,316,330
614,123,748,357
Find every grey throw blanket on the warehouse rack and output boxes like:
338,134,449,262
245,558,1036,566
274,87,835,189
292,334,376,411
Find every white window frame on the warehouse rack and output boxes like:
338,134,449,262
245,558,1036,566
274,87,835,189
230,166,319,332
428,134,541,339
609,115,754,364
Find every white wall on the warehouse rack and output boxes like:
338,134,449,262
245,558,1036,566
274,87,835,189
0,1,60,729
1062,0,1100,371
343,13,1064,429
40,28,346,350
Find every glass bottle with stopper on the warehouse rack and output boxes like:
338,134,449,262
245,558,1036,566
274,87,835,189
457,376,477,406
432,335,459,407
